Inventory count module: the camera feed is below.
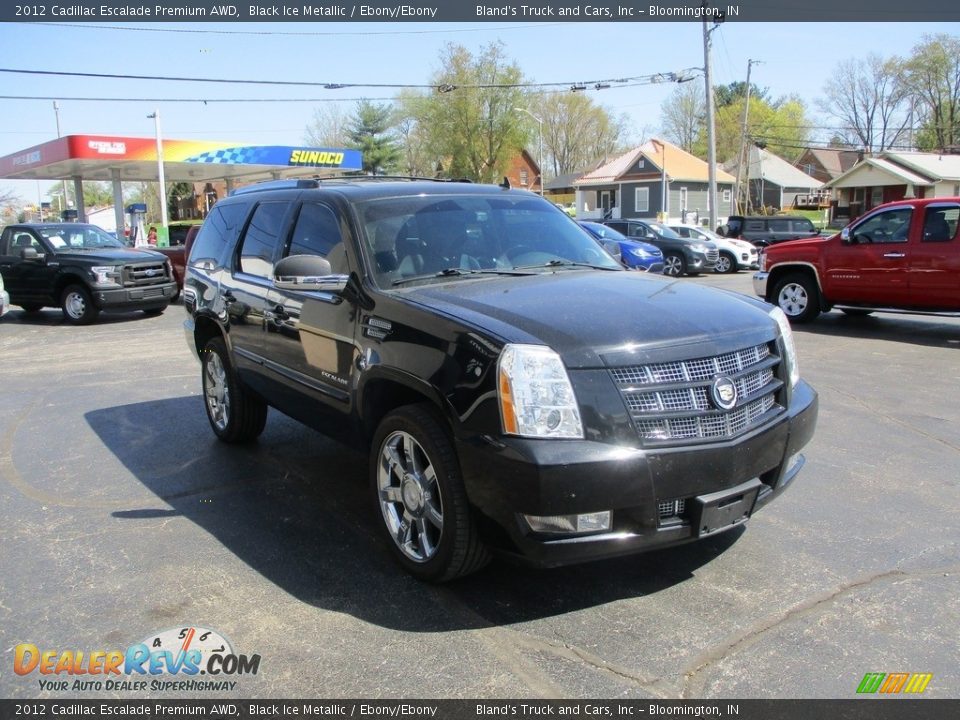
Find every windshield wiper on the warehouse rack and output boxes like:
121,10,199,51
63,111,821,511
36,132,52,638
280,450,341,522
512,259,620,271
392,267,533,286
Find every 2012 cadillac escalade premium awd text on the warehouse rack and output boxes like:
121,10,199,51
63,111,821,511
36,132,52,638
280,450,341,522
183,178,818,581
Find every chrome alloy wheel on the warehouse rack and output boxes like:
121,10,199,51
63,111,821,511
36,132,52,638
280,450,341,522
377,431,443,563
777,281,809,318
64,290,87,320
714,255,733,273
663,254,684,276
204,351,231,432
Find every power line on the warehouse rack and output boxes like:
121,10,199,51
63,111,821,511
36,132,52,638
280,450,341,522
0,66,703,93
0,95,397,104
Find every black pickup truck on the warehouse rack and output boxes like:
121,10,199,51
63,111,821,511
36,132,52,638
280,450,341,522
183,178,818,581
0,223,176,324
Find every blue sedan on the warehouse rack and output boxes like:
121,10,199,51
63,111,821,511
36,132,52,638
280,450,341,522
579,221,665,273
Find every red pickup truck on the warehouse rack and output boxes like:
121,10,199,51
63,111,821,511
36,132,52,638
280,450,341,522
754,197,960,322
153,225,200,302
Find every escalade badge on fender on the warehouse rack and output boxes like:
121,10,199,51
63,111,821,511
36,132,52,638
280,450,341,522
711,376,738,410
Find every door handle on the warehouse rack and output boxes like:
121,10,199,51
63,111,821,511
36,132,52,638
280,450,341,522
882,252,906,258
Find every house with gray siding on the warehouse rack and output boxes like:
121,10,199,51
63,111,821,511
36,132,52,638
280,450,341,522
573,138,735,223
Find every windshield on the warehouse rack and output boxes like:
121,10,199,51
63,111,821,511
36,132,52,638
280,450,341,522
358,194,621,288
38,225,126,250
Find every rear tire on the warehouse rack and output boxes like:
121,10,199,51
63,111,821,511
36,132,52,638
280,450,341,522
60,285,99,325
773,273,820,323
201,337,267,443
371,404,490,582
20,303,43,313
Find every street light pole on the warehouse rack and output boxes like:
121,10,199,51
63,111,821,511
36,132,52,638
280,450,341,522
53,101,69,214
514,107,544,196
147,110,168,227
703,19,718,231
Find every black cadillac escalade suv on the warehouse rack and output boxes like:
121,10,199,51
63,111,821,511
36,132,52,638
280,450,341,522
183,178,818,582
0,223,176,324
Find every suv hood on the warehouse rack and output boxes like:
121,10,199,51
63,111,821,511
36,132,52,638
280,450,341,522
53,248,167,263
402,271,775,368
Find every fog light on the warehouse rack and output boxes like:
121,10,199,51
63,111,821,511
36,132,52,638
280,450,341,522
524,511,611,535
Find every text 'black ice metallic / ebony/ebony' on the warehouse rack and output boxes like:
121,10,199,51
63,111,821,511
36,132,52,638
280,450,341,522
182,178,818,581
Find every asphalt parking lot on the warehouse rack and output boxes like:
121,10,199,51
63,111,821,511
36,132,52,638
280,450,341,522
1,271,958,700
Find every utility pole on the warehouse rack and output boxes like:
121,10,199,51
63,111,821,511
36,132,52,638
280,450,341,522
702,9,724,231
733,59,761,214
147,110,168,227
53,101,69,214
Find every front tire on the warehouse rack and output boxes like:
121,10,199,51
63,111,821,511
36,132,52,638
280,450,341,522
714,252,737,274
371,404,490,582
60,284,99,325
663,252,686,277
773,273,820,323
201,337,267,443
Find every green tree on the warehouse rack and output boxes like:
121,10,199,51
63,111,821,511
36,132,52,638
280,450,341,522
403,42,530,184
697,94,811,164
904,34,960,151
168,182,194,220
347,99,401,175
47,181,114,211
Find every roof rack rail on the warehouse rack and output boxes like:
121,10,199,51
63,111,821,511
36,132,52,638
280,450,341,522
316,175,474,184
229,178,320,196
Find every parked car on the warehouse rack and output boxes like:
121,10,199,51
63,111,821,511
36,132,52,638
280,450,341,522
0,223,176,324
754,197,960,322
0,272,8,318
718,215,819,248
183,177,817,582
602,218,718,276
155,225,201,302
670,224,759,274
579,221,665,273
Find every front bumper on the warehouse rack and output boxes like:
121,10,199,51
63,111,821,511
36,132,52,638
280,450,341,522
457,380,817,568
93,282,176,311
753,271,769,299
0,289,8,317
687,254,717,272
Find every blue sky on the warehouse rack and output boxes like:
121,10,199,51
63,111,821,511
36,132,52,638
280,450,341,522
0,20,954,204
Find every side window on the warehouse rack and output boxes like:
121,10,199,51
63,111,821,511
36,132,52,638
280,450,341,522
0,228,14,255
606,222,626,234
792,219,816,234
768,219,790,233
286,203,347,272
239,201,289,278
922,206,958,243
745,220,766,232
191,203,250,268
852,208,912,244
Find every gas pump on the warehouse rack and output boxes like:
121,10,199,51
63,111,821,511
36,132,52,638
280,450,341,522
126,203,148,247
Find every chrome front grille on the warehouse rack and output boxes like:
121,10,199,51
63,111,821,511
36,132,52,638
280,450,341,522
706,248,719,262
123,262,169,287
611,341,784,445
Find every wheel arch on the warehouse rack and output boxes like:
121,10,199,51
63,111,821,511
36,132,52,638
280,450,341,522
54,273,91,302
766,262,824,305
359,372,454,448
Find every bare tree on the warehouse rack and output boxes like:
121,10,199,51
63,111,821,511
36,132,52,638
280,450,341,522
660,83,705,153
305,104,350,147
823,54,910,152
534,92,628,177
904,34,960,151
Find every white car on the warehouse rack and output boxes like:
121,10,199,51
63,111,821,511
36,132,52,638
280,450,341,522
0,273,8,317
669,224,759,274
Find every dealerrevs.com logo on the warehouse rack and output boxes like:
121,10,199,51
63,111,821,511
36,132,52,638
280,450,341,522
15,626,261,693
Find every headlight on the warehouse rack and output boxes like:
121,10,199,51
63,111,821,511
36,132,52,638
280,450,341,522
629,247,653,258
498,344,583,439
769,306,799,389
91,266,121,286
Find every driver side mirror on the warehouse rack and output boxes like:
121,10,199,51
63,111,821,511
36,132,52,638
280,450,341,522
20,247,43,262
840,227,852,244
274,254,348,293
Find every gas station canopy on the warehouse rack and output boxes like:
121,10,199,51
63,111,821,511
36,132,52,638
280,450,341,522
0,134,363,184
